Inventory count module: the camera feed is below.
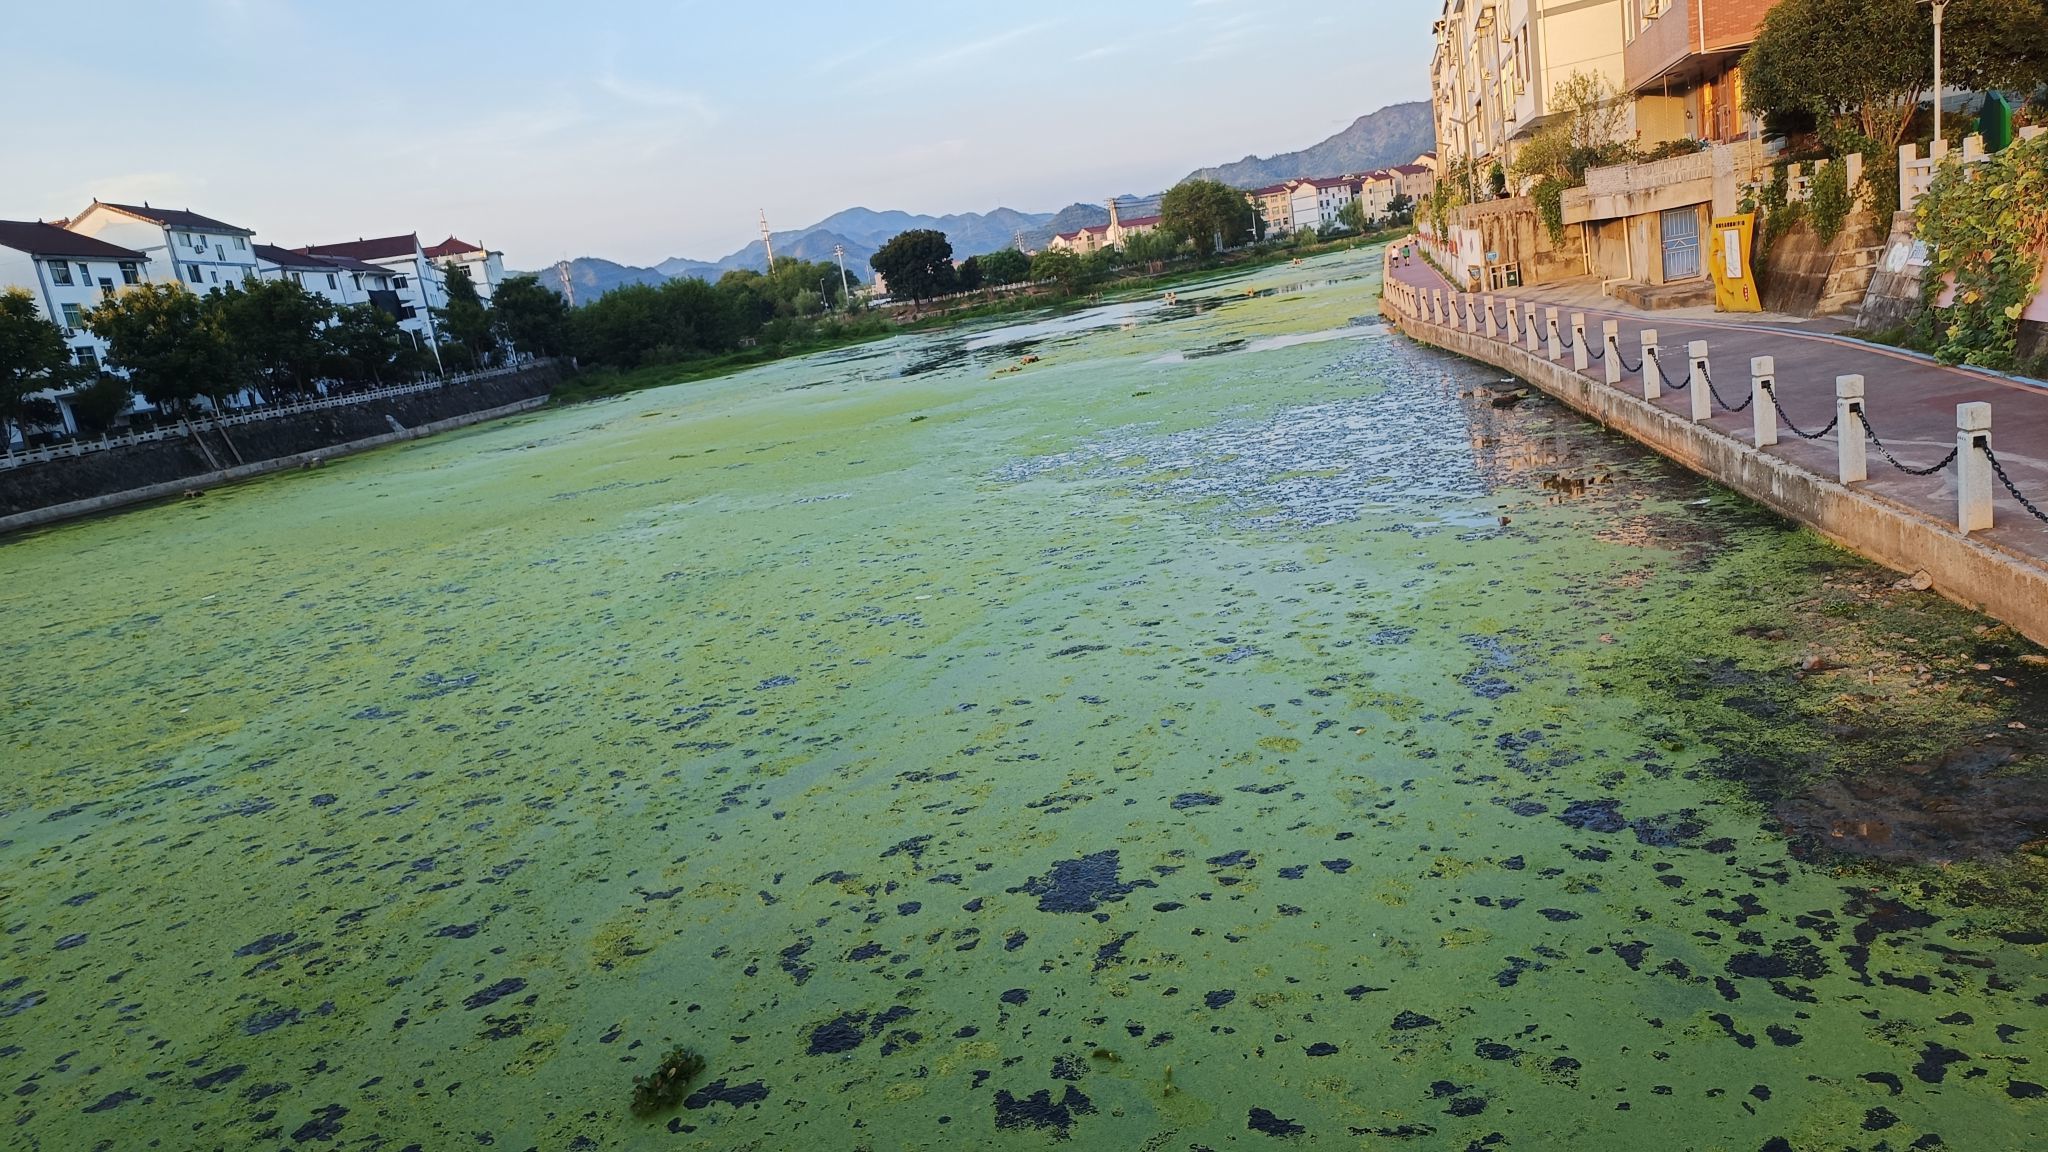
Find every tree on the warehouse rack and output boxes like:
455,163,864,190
0,288,79,442
214,277,332,396
1029,248,1087,294
869,229,956,303
493,274,570,358
84,283,238,410
321,303,407,386
978,248,1032,285
68,374,135,435
1387,192,1415,224
1121,228,1184,264
1160,179,1257,256
955,256,984,293
1337,198,1369,234
1742,0,1928,150
437,265,496,365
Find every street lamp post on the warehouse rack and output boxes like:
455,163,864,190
1928,0,1949,146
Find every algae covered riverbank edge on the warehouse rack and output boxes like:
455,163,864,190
3,245,2046,1150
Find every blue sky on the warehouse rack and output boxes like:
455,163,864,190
6,0,1435,269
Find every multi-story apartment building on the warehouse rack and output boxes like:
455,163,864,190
1430,0,1630,189
254,245,403,313
1287,176,1363,233
297,234,445,342
1623,0,1771,144
0,220,154,437
1248,183,1295,236
65,201,260,291
423,236,507,301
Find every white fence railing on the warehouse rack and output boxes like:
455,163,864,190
1,360,550,471
1901,128,2044,213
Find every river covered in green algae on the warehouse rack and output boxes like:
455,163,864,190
4,247,2047,1151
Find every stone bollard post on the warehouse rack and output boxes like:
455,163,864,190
1641,329,1660,400
1546,308,1561,361
1837,375,1867,484
1483,296,1496,336
1752,356,1777,447
1524,304,1540,354
1957,403,1994,533
1464,295,1477,334
1597,319,1614,381
1688,340,1711,422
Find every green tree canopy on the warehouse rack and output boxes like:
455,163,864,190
214,277,333,394
1029,247,1087,294
869,229,956,303
68,374,135,435
1742,0,2048,149
0,288,79,439
321,303,407,385
84,283,238,410
977,248,1031,285
437,265,496,365
1160,180,1256,256
493,274,571,357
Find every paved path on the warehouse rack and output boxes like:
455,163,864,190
1384,250,2048,566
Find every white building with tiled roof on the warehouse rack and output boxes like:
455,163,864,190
0,220,156,436
297,234,445,351
422,235,506,302
65,200,259,290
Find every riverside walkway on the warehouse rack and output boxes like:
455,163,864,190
1380,245,2048,643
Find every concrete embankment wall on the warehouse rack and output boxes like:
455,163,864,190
1383,303,2048,647
0,364,560,535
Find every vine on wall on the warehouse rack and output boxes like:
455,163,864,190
1914,133,2048,370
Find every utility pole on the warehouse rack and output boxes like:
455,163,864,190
555,258,575,307
833,243,852,302
1929,0,1949,147
759,209,776,272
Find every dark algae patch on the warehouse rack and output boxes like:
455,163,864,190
4,248,2048,1149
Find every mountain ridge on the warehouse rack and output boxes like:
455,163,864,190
524,101,1431,298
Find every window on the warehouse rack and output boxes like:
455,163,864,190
76,262,90,281
48,260,73,286
186,263,202,282
291,271,303,285
326,274,337,289
209,269,218,283
186,233,200,248
120,261,140,284
394,275,409,290
61,303,84,329
74,346,98,369
233,236,246,250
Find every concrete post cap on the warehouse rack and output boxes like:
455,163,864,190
1599,318,1615,333
1751,356,1773,374
1836,375,1865,398
1688,340,1709,357
1957,402,1992,431
1642,329,1658,344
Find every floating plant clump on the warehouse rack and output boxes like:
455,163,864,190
630,1047,707,1116
2,247,2045,1150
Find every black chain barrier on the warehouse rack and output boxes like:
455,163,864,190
1854,405,1958,476
1588,333,1606,362
1703,364,1752,413
1616,340,1641,373
1984,445,2048,524
1556,324,1575,351
1648,348,1689,390
1759,380,1839,440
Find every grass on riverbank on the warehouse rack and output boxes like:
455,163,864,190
549,228,1413,407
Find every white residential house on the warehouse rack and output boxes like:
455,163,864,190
1048,200,1166,254
65,201,259,291
254,244,400,312
0,220,152,438
297,234,446,365
1287,177,1361,233
423,236,506,301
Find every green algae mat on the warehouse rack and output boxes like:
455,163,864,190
5,247,2048,1151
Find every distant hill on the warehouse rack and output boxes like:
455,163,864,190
1186,101,1435,188
522,101,1433,301
524,206,1058,299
